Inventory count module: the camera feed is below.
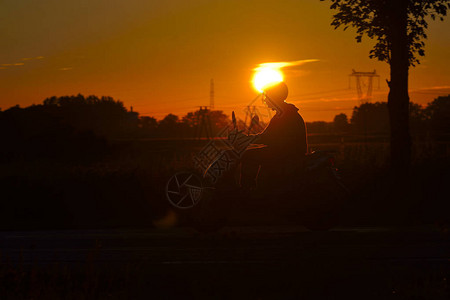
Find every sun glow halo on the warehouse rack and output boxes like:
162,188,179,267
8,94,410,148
252,67,284,93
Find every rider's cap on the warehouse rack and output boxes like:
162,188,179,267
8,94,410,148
263,81,288,104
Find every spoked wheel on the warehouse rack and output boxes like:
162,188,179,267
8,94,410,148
166,171,203,209
165,171,229,232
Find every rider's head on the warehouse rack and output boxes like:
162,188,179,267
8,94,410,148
263,81,288,110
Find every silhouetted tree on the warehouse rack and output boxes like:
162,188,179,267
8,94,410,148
0,103,108,161
409,102,428,133
140,116,158,130
333,113,350,133
351,102,389,134
350,101,428,134
324,0,449,171
182,112,197,127
207,110,230,135
306,121,333,134
43,94,135,138
181,109,230,137
425,94,450,134
158,114,180,137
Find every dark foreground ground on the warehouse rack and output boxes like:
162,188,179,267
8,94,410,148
0,226,448,299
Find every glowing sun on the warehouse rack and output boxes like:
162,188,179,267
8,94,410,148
252,67,284,93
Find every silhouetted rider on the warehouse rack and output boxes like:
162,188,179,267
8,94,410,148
240,81,308,189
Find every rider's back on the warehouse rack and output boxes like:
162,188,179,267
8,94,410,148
258,102,307,157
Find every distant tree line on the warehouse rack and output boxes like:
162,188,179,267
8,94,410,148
0,94,231,139
306,95,450,137
0,95,137,161
1,94,449,160
145,109,229,139
0,95,233,161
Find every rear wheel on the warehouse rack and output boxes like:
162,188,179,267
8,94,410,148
189,188,231,233
301,168,349,231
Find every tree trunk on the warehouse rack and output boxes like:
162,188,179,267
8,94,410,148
387,0,411,173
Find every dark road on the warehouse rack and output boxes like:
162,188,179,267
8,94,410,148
0,226,448,265
0,226,448,299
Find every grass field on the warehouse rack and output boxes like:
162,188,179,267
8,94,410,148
0,136,449,231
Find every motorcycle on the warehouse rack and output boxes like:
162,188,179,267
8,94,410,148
165,112,350,231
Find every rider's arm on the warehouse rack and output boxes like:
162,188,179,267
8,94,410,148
247,132,264,143
248,118,276,144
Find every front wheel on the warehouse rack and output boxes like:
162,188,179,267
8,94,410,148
165,171,204,210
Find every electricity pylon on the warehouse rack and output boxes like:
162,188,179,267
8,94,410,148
195,106,212,139
243,94,270,133
194,79,215,139
349,69,380,103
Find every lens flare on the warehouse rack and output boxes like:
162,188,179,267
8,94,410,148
252,67,284,93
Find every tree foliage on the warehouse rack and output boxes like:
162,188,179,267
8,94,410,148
323,0,449,171
333,113,350,133
42,94,138,138
324,0,449,66
351,102,390,133
425,94,450,132
347,98,450,134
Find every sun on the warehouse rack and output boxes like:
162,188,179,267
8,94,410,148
252,67,284,93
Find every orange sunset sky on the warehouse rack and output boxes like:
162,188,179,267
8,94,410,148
1,0,449,122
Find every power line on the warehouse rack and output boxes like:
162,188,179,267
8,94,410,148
289,88,350,99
